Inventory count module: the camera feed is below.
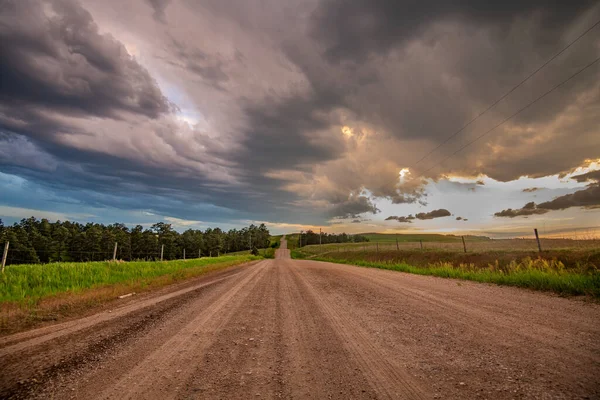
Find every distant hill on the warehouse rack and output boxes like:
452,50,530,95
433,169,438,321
277,232,491,244
359,233,491,242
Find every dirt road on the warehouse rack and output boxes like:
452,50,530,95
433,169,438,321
1,237,599,399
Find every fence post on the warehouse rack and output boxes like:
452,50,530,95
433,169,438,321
160,244,164,261
396,236,399,251
1,241,9,272
199,249,201,258
461,236,467,253
113,242,118,261
183,249,186,260
420,240,423,250
534,228,543,253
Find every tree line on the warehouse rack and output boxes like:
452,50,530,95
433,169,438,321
298,230,369,246
0,217,271,265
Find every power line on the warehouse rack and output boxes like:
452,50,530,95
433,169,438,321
420,55,600,175
410,18,600,168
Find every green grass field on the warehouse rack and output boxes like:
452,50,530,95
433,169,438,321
292,245,600,297
0,255,260,305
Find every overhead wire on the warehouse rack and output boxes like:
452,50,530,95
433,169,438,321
409,18,600,169
420,55,600,175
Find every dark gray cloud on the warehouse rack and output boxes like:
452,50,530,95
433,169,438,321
385,215,415,223
495,183,600,218
146,0,171,23
571,170,600,183
328,195,380,219
537,183,600,210
161,37,230,88
311,0,594,62
494,201,549,218
0,0,170,120
386,208,451,223
415,209,452,220
456,216,468,221
522,187,542,193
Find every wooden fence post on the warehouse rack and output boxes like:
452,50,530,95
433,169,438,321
534,228,543,253
183,249,186,260
113,242,118,261
199,249,201,258
461,236,467,253
1,241,9,272
396,236,399,251
420,240,423,250
160,244,164,261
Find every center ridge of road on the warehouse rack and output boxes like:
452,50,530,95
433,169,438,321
1,235,598,399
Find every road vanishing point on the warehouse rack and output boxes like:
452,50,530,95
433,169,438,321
1,236,599,399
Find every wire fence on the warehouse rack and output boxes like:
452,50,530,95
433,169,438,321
0,243,246,268
298,237,600,257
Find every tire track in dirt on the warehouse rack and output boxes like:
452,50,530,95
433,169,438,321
0,267,252,400
96,261,269,399
177,260,285,399
277,258,377,398
288,261,428,399
303,261,598,361
0,265,251,352
293,260,600,399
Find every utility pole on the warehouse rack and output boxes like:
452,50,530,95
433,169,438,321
113,242,118,261
1,241,9,273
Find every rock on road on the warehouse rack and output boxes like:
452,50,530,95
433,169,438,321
1,236,599,399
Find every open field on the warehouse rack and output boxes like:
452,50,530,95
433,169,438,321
296,237,600,254
0,255,261,334
361,232,491,243
1,237,598,399
293,242,600,296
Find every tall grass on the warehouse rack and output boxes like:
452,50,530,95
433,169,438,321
0,255,260,305
293,250,600,297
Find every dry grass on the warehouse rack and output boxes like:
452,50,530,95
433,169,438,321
293,246,600,297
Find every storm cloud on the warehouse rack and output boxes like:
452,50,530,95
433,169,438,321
0,0,599,231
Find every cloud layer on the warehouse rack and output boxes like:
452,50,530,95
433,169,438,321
0,0,599,230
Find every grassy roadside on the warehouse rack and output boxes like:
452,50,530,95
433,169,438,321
1,255,261,334
292,249,600,297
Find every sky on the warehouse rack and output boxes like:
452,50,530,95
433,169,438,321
0,0,599,237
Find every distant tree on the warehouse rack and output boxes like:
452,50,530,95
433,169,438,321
0,217,271,265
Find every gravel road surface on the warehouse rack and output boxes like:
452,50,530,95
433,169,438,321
1,237,598,399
